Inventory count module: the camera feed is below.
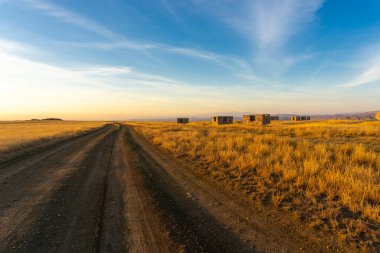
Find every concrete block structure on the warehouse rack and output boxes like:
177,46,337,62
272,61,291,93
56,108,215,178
291,116,300,121
291,116,310,121
212,116,233,125
242,115,255,124
177,118,189,124
243,114,271,125
255,114,271,125
270,116,279,121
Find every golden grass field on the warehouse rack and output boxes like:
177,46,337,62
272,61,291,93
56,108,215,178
130,120,380,248
0,121,107,156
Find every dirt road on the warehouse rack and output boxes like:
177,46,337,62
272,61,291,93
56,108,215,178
0,124,347,252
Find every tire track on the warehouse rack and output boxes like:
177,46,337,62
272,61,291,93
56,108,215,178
98,125,176,253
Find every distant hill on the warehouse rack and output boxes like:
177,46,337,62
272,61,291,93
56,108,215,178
309,111,378,120
30,118,63,121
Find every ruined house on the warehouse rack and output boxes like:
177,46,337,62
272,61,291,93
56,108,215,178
291,116,301,121
242,115,255,124
270,116,279,121
376,112,380,121
212,116,233,125
291,116,310,121
177,118,189,124
243,114,271,125
255,114,271,125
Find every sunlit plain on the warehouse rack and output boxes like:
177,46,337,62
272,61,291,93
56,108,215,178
131,119,380,247
0,121,107,154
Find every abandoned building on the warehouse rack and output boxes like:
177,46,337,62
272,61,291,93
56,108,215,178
177,118,189,124
212,116,233,125
291,116,300,121
255,114,271,125
243,114,271,125
242,115,255,124
270,116,279,121
291,116,310,121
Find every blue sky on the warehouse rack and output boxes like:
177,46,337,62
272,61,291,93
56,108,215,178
0,0,379,120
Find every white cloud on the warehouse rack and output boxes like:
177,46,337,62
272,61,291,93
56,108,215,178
19,0,255,78
341,65,380,88
191,0,324,49
56,41,256,80
0,41,241,112
21,0,119,39
0,39,36,55
73,66,133,76
338,47,380,88
247,0,324,48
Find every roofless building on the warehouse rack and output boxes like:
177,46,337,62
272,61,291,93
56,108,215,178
291,116,310,121
242,115,255,124
270,116,279,121
177,118,189,124
243,114,271,125
212,116,233,125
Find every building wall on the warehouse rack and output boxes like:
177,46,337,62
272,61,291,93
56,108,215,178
270,116,279,121
291,116,300,121
255,114,271,125
212,116,233,125
242,115,255,124
177,118,189,124
291,116,310,121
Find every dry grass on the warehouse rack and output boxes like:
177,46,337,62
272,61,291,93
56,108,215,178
130,120,380,249
0,121,107,155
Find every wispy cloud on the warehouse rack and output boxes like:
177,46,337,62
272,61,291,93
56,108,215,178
338,46,380,88
0,39,36,55
55,40,257,80
341,65,380,88
191,0,324,49
0,40,225,98
20,0,255,78
187,0,323,74
246,0,324,49
158,0,185,27
21,0,119,39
